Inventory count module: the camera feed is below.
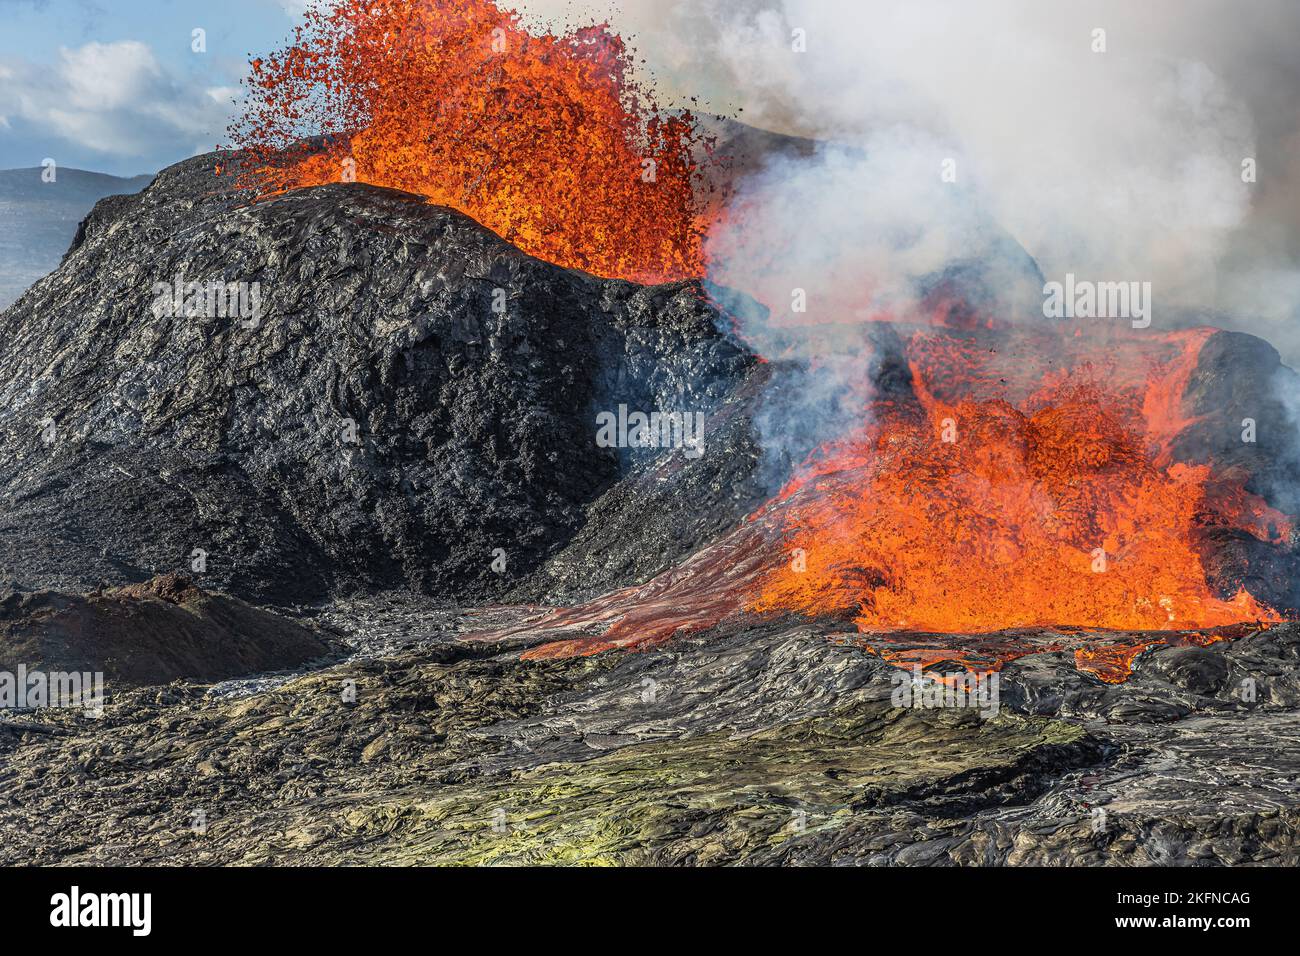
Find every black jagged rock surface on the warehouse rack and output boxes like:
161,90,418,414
0,153,759,605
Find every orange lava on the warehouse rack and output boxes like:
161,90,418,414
1073,642,1163,683
463,322,1285,675
228,0,713,284
750,326,1284,634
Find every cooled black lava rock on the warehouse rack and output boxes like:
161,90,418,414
0,153,757,604
0,573,335,689
1142,645,1230,695
4,612,1297,865
1173,331,1300,611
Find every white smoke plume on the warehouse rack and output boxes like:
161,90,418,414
524,0,1300,360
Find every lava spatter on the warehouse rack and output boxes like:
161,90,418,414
229,0,715,284
750,326,1283,635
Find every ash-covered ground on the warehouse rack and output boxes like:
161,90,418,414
0,152,1297,865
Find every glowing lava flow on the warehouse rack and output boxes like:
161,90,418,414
470,324,1284,680
228,0,714,284
749,326,1284,634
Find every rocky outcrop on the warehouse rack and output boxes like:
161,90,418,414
0,573,335,688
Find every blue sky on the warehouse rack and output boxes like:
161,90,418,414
0,0,310,175
0,0,620,176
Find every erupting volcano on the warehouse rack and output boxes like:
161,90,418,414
8,0,1300,873
225,0,1294,680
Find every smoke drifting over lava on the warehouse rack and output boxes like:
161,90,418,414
223,0,1297,647
528,0,1300,349
545,0,1300,637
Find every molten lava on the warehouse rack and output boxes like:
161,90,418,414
750,326,1284,633
228,0,713,284
468,323,1284,677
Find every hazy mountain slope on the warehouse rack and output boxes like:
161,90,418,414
0,166,154,310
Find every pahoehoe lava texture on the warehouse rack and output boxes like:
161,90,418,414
3,616,1297,865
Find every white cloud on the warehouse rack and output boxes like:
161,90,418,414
0,39,232,159
60,41,163,111
518,0,1282,321
206,85,242,105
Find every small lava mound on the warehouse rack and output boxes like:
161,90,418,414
0,573,335,688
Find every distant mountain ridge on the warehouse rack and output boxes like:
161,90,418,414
0,166,154,310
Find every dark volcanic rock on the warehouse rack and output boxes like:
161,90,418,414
516,370,770,602
0,573,334,688
1172,331,1300,611
1142,645,1230,695
1176,331,1299,498
0,153,757,604
2,612,1296,866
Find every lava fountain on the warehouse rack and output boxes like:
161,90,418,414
750,324,1285,634
227,0,716,284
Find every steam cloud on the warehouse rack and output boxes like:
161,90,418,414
525,0,1300,358
519,0,1300,484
